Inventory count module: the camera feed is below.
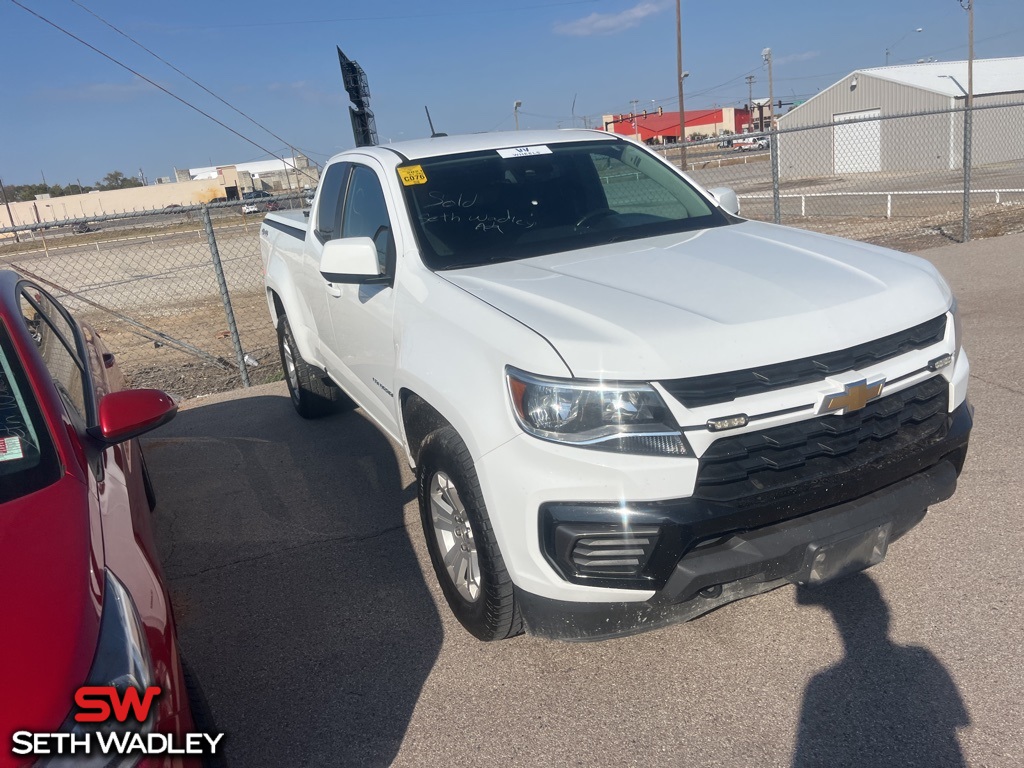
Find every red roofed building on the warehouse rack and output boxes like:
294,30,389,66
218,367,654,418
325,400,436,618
602,107,751,144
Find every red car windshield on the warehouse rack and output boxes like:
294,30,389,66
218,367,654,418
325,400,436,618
0,321,61,504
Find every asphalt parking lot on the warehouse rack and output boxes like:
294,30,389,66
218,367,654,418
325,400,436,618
146,232,1024,768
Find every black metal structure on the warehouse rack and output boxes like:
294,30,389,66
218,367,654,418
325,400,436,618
337,46,377,147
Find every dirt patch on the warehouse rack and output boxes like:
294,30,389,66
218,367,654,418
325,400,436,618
85,290,282,401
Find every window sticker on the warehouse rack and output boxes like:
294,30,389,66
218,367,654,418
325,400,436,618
398,165,428,186
496,145,553,159
0,436,24,462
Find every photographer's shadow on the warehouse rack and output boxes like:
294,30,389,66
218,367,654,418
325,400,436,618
793,573,969,768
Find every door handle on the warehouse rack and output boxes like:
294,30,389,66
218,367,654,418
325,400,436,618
325,282,342,298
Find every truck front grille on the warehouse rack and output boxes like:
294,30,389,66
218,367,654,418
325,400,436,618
660,315,946,409
695,376,949,507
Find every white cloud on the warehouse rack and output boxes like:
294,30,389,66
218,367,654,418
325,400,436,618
775,51,821,66
554,2,667,37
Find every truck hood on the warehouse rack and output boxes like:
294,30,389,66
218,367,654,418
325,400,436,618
440,220,952,380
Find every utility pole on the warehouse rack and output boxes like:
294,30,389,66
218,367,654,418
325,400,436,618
676,0,687,167
745,75,755,130
630,98,640,140
0,177,20,243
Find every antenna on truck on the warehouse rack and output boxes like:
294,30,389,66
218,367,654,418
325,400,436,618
425,106,447,138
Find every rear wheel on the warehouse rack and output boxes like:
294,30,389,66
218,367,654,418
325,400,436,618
417,427,522,641
277,315,345,419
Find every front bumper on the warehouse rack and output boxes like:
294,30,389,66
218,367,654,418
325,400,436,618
519,456,960,641
516,399,972,640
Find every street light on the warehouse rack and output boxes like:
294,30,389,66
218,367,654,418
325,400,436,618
680,72,690,132
514,100,522,131
885,27,923,65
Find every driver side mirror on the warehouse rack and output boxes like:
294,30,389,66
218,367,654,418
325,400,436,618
320,237,389,285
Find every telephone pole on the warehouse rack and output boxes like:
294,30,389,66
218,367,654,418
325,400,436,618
745,75,755,130
676,0,687,167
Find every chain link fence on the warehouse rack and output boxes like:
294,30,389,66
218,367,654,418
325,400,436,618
2,103,1022,400
655,100,1024,250
0,198,292,400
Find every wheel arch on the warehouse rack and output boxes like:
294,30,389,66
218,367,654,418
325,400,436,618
399,390,453,468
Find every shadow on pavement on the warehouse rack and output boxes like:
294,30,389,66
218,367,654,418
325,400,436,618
793,573,968,768
145,392,442,767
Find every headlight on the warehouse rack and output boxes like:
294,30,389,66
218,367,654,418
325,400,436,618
506,367,689,456
41,570,156,768
950,297,963,358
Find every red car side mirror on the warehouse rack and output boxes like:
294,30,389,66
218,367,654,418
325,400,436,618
87,389,178,446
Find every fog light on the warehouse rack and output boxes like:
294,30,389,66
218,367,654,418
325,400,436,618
928,353,953,371
707,414,749,432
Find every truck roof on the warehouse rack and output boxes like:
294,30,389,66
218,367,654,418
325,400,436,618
336,129,619,164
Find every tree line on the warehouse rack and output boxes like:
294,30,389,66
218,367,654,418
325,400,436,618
1,171,143,202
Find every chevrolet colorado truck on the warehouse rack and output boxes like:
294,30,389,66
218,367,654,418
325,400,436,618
260,129,971,641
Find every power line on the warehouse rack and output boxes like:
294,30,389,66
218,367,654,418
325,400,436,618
9,0,317,185
69,0,321,172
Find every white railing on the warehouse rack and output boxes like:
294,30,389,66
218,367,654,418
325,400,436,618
738,189,1024,218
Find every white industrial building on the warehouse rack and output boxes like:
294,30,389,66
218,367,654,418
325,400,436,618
777,57,1024,178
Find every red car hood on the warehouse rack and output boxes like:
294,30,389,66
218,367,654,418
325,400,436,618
0,475,102,743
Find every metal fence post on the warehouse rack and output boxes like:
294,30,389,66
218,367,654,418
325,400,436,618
770,130,781,224
201,205,251,387
962,104,973,242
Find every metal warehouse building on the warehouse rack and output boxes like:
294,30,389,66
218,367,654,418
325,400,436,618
777,57,1024,179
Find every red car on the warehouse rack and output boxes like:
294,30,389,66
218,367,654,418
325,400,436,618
0,271,197,766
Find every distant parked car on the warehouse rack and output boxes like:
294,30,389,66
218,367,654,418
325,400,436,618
0,271,196,751
732,136,763,151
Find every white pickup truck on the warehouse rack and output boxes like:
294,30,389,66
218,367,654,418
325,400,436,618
260,129,971,641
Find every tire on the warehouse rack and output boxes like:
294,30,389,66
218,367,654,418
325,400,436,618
417,427,523,641
277,314,344,419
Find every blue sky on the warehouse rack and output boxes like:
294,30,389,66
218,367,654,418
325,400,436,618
1,0,1021,186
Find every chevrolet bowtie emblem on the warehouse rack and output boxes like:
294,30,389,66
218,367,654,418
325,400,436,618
818,378,885,415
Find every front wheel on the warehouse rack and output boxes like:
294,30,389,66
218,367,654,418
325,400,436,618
417,427,522,641
277,314,345,419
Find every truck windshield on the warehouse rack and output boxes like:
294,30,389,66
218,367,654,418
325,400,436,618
0,320,61,504
399,139,732,270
